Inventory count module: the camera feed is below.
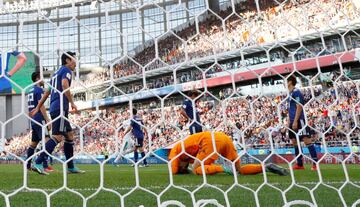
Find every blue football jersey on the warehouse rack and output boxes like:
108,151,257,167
0,51,21,94
28,85,45,126
182,99,201,123
49,66,72,113
288,89,305,123
131,115,144,139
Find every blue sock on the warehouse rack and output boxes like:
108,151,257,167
36,139,57,165
43,158,49,168
134,151,139,163
141,152,147,165
49,156,53,165
294,145,303,166
26,146,35,169
307,144,318,165
64,140,74,169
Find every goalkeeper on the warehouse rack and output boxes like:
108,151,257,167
169,131,288,176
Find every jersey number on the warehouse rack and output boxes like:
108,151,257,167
51,75,58,93
28,93,34,108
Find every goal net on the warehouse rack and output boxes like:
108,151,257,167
0,0,360,206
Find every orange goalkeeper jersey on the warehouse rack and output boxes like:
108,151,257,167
168,131,239,174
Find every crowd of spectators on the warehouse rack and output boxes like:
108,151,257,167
70,0,359,90
2,132,31,157
2,1,360,162
6,0,360,155
3,80,359,157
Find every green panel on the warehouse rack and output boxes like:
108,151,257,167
8,51,37,94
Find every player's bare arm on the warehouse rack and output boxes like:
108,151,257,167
180,109,189,121
30,89,50,117
192,159,201,173
292,104,303,130
8,52,27,76
62,78,77,113
39,104,51,131
123,125,131,135
142,126,148,138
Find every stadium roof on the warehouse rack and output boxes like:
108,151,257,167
1,0,85,14
71,20,360,93
0,0,139,14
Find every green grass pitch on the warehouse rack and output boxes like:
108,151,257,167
0,164,359,207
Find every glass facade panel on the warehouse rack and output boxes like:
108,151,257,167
19,24,37,52
38,21,57,69
188,0,206,15
143,6,164,40
0,0,205,69
101,15,122,62
79,17,99,65
167,3,188,29
122,11,142,52
0,25,17,49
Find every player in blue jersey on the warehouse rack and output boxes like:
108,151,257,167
26,72,54,172
123,108,149,167
181,90,203,134
287,76,318,171
30,52,84,174
0,51,27,94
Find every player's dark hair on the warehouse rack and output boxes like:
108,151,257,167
31,72,40,82
188,90,199,97
133,108,137,115
235,122,241,130
288,76,297,86
61,51,76,65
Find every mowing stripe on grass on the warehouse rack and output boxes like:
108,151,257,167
1,181,359,193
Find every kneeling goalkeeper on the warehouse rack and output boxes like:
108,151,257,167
169,131,288,176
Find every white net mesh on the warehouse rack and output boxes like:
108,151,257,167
0,0,360,206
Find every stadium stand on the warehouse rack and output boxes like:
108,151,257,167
5,79,359,156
